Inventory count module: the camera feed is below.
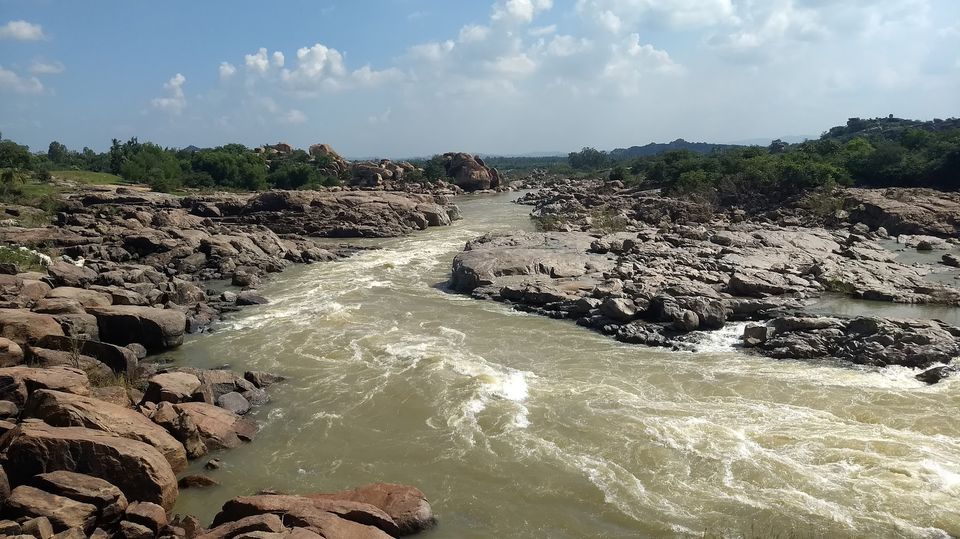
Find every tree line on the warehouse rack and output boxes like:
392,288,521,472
0,134,349,193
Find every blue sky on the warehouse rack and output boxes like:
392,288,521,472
1,0,958,158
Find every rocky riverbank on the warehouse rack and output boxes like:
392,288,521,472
0,185,451,538
451,181,960,383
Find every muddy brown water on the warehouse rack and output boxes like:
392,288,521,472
169,192,960,538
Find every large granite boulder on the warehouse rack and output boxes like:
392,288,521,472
212,495,394,538
307,483,436,536
442,153,501,191
4,485,98,533
0,309,64,345
173,402,256,450
86,305,185,350
0,366,90,405
23,389,188,472
30,471,128,528
0,423,178,510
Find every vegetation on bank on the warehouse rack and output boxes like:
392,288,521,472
563,116,960,208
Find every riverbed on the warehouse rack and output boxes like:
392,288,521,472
170,192,960,538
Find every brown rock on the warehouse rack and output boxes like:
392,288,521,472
308,483,436,535
0,366,90,405
87,305,186,350
31,471,128,527
125,501,167,533
0,423,178,510
0,337,24,366
36,335,139,377
47,261,98,288
142,372,202,404
50,529,86,539
195,514,284,539
0,309,64,345
178,474,219,489
118,520,154,539
175,402,256,450
213,495,397,537
23,389,188,473
22,516,54,539
45,287,112,308
5,485,98,533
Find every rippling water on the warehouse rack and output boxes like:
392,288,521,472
170,192,960,538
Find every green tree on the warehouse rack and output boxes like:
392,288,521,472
47,141,69,164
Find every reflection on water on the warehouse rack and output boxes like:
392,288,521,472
170,193,960,538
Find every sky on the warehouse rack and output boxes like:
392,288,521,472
1,0,958,158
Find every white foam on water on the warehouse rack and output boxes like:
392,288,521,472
685,322,750,353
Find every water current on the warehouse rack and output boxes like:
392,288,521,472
171,192,960,538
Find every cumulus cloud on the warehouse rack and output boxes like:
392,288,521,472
0,65,44,94
0,20,45,41
245,47,271,74
576,0,737,30
459,24,491,43
219,62,237,79
151,73,186,114
29,60,65,75
272,51,285,67
492,0,554,24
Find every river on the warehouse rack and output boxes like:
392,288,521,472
170,192,960,538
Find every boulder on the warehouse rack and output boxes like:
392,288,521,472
212,495,394,538
87,305,186,350
47,262,98,288
599,298,635,323
118,520,153,539
21,516,55,539
4,486,98,533
0,423,178,510
196,514,284,539
307,483,436,535
23,389,188,473
177,474,219,489
174,402,256,450
35,335,138,377
0,310,65,345
0,366,90,405
124,501,167,533
0,337,24,367
142,372,202,404
217,392,250,415
30,471,127,528
45,287,112,308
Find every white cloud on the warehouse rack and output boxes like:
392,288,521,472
597,10,622,33
459,24,491,43
576,0,737,30
151,73,186,114
352,65,404,86
29,60,65,75
272,51,285,67
492,0,554,24
245,47,271,74
545,35,593,57
0,65,44,93
529,24,557,37
488,53,538,75
0,20,45,41
219,62,237,79
409,40,456,61
282,109,307,124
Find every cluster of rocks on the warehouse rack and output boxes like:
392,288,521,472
0,359,278,537
452,182,960,383
0,183,449,537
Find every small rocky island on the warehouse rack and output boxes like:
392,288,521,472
0,148,497,537
450,181,960,383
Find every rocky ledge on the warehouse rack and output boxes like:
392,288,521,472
451,183,960,384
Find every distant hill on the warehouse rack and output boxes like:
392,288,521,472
821,116,960,142
609,139,743,160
